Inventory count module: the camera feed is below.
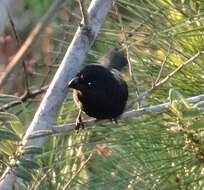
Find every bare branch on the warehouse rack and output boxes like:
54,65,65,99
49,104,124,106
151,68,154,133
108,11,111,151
42,94,204,135
0,0,113,189
78,0,89,26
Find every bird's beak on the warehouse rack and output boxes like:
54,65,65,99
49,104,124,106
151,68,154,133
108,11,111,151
67,77,80,90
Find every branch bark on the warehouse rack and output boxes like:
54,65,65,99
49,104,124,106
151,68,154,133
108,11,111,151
26,94,204,139
0,0,113,189
48,94,204,134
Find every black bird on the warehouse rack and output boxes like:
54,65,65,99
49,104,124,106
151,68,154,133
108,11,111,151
68,48,128,130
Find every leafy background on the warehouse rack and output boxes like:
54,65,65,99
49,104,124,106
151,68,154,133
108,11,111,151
0,0,204,189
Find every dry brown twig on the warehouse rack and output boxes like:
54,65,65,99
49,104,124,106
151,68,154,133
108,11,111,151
7,11,30,92
0,85,49,112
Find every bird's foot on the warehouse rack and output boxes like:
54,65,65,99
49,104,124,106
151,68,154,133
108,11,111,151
75,118,84,132
75,110,84,132
112,118,118,124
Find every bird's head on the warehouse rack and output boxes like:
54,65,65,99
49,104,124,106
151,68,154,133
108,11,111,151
67,64,115,92
68,74,95,91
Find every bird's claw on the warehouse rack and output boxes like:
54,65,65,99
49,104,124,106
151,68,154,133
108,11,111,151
113,118,118,124
75,118,84,132
74,109,84,132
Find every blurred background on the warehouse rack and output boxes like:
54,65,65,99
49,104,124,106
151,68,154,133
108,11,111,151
0,0,204,189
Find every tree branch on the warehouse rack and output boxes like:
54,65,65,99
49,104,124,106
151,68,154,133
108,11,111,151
27,93,204,137
0,0,113,189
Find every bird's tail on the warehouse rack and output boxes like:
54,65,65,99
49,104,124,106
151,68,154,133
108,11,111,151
99,48,128,71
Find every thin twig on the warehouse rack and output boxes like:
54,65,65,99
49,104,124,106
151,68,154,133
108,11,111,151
78,0,89,26
0,85,48,111
113,2,140,98
137,50,204,101
113,2,132,76
173,47,204,73
0,0,63,89
7,11,30,92
63,152,93,190
154,50,204,88
154,39,173,84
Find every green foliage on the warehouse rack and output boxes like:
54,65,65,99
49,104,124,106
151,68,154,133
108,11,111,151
13,165,33,181
23,0,53,16
28,130,53,139
17,157,40,169
0,112,22,156
21,146,43,155
1,0,204,189
0,110,41,183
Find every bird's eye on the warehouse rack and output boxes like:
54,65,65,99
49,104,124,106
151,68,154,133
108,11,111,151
87,80,96,87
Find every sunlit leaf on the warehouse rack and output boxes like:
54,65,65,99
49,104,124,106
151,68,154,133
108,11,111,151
0,141,16,156
21,146,43,155
9,120,24,138
0,128,20,141
28,130,53,139
17,157,40,169
13,166,32,181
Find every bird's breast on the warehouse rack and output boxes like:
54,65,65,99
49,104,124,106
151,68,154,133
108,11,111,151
78,89,127,119
73,90,83,109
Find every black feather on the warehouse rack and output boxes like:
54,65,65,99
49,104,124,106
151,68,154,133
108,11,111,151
99,48,128,71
